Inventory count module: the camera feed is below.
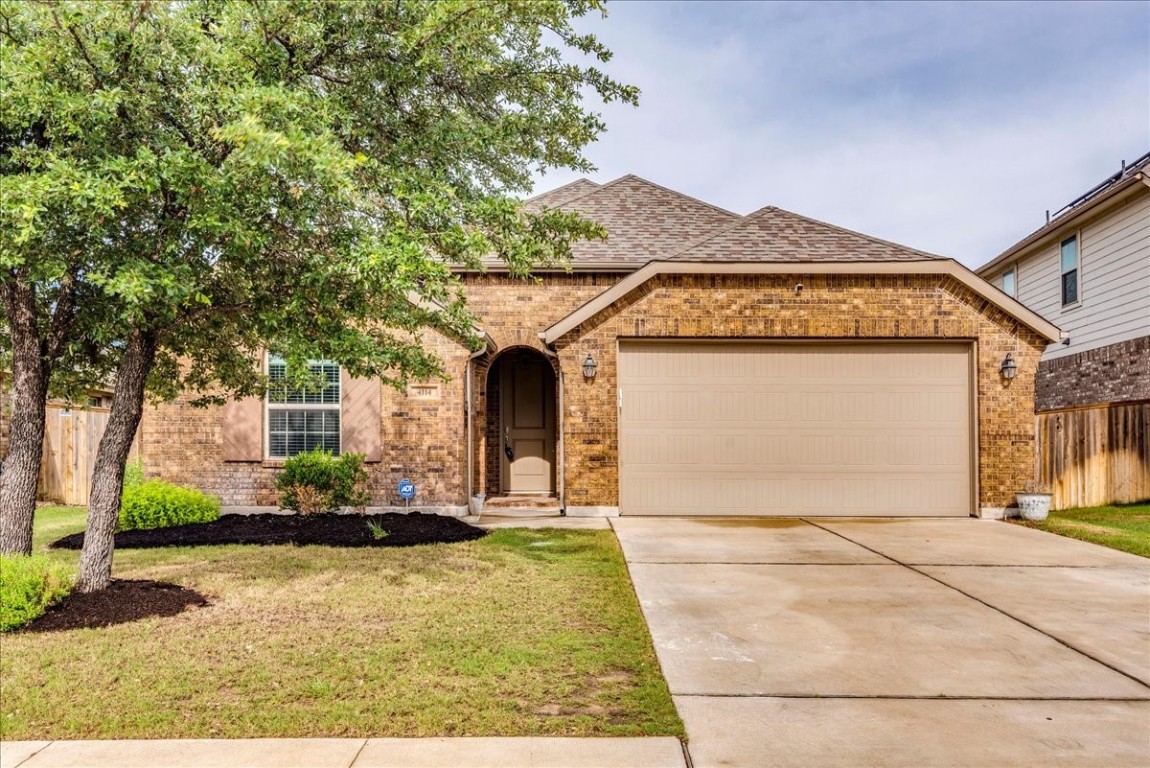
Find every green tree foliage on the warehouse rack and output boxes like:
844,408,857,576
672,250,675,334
0,0,636,588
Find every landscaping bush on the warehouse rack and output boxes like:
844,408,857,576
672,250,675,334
119,480,221,531
123,457,146,489
1,554,74,632
276,449,370,513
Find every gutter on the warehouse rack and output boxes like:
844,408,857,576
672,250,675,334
453,262,641,274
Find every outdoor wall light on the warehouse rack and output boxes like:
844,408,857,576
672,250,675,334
582,353,598,380
1000,353,1018,381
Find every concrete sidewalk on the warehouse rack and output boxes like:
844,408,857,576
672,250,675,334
1,737,687,768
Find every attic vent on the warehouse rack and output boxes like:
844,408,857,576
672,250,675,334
408,383,441,400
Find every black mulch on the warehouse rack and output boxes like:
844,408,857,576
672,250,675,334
49,512,487,550
21,580,210,633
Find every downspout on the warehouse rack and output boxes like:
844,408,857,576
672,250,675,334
537,342,565,515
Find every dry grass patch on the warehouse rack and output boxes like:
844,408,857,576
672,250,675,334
1,506,682,740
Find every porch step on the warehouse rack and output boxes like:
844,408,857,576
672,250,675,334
481,495,561,515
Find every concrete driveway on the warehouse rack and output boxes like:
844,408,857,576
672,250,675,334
612,517,1150,768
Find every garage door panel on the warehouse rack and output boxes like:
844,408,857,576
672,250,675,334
619,342,973,517
622,472,971,516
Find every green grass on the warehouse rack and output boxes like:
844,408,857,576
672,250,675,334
1013,502,1150,558
1,506,682,740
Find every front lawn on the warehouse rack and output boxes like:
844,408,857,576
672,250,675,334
1,506,682,740
1012,502,1150,558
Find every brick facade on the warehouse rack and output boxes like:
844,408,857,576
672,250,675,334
551,273,1047,515
460,272,622,500
1035,336,1150,412
139,330,471,509
138,270,1046,517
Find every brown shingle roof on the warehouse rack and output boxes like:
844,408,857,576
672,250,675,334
511,176,941,269
667,206,944,262
523,178,601,211
544,175,741,265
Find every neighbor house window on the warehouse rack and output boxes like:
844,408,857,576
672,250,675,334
266,355,340,458
1001,266,1016,297
1060,235,1079,305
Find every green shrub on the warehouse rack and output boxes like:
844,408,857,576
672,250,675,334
123,457,146,489
1,554,74,632
119,480,220,531
276,449,369,513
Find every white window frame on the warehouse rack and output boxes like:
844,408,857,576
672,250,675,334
1060,233,1080,308
265,354,342,459
1001,265,1017,298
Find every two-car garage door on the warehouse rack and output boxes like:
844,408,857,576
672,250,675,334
618,342,973,516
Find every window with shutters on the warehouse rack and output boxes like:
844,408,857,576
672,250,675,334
266,354,341,458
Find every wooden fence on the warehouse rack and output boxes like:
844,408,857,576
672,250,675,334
1037,401,1150,510
37,404,139,506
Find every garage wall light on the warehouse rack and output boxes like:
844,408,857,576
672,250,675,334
1000,353,1017,381
582,353,598,381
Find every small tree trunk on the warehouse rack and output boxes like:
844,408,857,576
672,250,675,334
77,330,157,592
0,280,50,556
0,381,48,555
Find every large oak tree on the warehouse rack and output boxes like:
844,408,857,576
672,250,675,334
0,0,634,589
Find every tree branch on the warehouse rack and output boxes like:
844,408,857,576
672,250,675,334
52,9,105,88
413,5,480,51
114,1,150,78
163,302,250,336
45,270,78,362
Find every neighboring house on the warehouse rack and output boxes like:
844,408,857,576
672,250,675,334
138,175,1060,519
976,153,1150,508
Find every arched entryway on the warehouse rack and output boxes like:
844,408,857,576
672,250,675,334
485,348,557,496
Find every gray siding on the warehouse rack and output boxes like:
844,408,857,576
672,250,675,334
994,192,1149,361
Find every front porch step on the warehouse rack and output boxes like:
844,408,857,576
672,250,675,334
481,495,561,516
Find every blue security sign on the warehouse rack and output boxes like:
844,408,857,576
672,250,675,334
398,479,416,500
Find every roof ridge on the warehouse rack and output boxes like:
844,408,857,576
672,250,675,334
766,206,945,260
595,174,742,219
524,177,599,204
665,204,778,259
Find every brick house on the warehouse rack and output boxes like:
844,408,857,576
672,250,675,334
976,153,1150,508
139,175,1061,518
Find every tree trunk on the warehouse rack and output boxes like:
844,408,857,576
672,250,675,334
0,279,50,556
77,330,157,592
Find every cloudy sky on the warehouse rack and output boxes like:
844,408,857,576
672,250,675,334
537,1,1149,268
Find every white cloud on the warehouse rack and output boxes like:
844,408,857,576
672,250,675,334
539,1,1150,267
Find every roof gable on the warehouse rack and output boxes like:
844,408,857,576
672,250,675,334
668,206,943,262
540,260,1062,345
528,175,741,265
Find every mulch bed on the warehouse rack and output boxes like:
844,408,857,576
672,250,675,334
21,580,210,633
50,512,487,550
